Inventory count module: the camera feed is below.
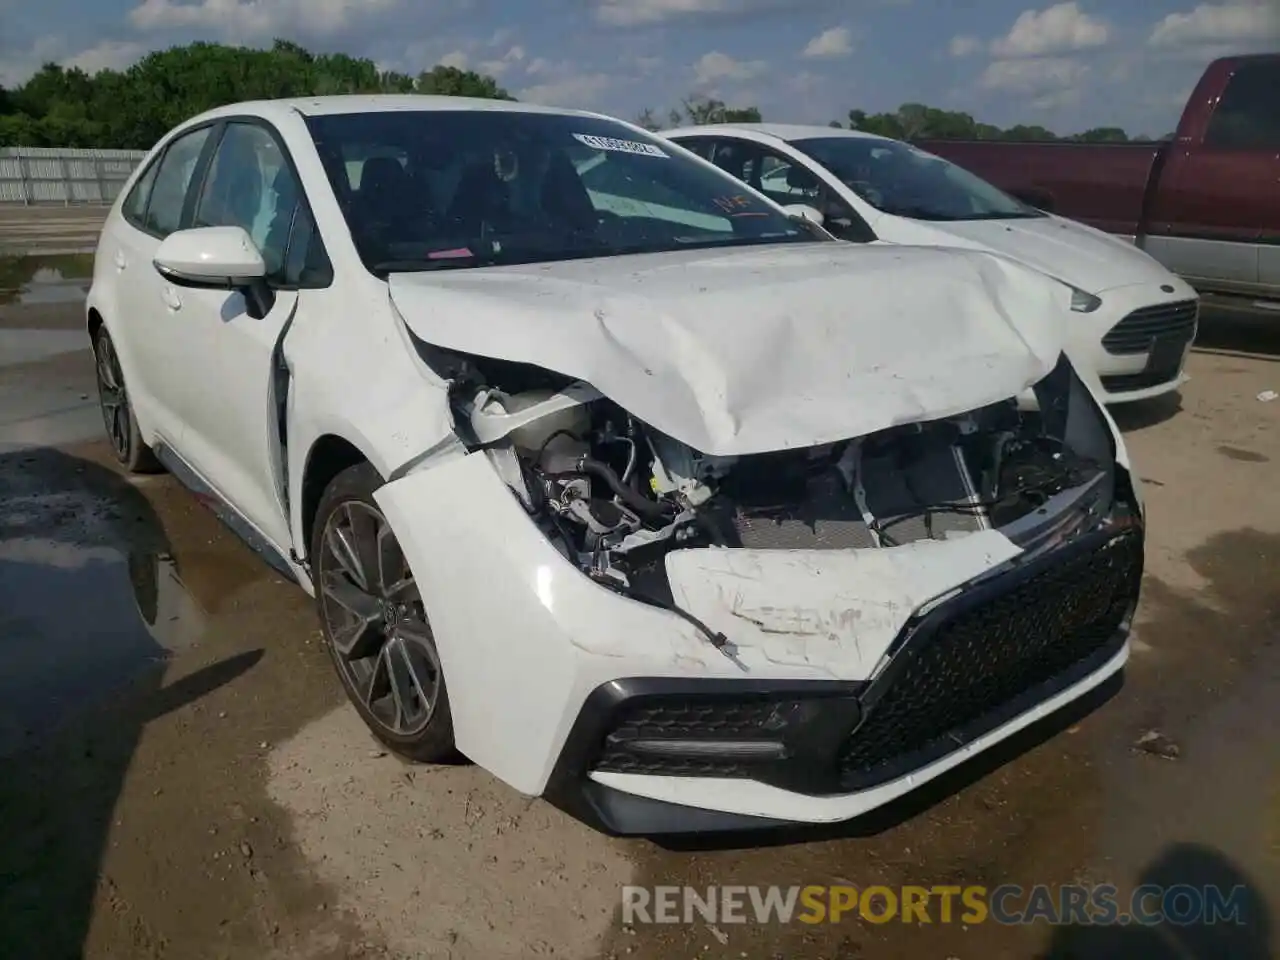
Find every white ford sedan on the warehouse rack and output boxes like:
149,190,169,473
665,123,1200,405
88,96,1145,835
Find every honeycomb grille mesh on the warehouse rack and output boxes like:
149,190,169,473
838,529,1143,788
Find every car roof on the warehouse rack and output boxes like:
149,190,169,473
179,94,612,129
663,122,893,144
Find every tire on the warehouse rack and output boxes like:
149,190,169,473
93,326,162,474
311,462,456,762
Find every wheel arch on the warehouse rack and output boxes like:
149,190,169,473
87,306,105,341
299,433,381,559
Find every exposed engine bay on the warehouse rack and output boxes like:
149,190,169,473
434,350,1120,649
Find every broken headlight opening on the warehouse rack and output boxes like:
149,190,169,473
439,351,1132,661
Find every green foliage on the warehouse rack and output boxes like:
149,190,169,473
637,97,1153,142
1,40,514,150
841,105,1151,142
636,96,764,130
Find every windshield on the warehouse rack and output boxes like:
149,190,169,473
789,136,1043,222
305,111,819,273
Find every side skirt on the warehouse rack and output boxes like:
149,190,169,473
153,441,299,584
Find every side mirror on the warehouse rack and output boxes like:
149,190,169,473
782,203,825,227
153,226,275,319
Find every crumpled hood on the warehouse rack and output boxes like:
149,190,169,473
389,242,1068,456
911,213,1176,294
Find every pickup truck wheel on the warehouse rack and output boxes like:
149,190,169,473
312,463,456,763
93,326,161,474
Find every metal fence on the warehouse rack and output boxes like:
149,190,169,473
0,147,146,205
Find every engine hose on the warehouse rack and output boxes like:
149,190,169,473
555,457,671,524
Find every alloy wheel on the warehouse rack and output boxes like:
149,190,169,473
95,334,131,460
316,501,442,736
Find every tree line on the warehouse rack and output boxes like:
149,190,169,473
638,97,1170,143
0,40,1167,151
0,40,512,150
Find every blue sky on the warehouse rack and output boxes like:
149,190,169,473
1,0,1277,136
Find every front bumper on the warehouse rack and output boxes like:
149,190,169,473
1073,283,1200,404
375,395,1143,836
546,521,1143,835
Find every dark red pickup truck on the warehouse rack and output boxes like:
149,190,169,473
919,54,1280,313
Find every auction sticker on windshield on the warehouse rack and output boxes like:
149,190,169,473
573,134,668,158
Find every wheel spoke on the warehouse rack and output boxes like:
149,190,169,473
321,573,382,620
364,643,391,710
111,404,129,452
330,615,383,662
326,513,368,591
97,345,119,390
346,506,385,595
374,521,405,599
383,637,419,730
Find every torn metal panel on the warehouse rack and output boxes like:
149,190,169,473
389,242,1070,457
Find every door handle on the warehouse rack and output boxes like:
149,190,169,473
114,249,128,271
161,285,182,312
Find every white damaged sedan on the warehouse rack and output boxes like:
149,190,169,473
87,96,1145,835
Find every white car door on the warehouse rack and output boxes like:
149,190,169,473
106,123,218,446
161,119,329,552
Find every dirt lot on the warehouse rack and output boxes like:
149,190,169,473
1,255,1277,960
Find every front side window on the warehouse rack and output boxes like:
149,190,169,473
1205,62,1280,149
790,136,1042,222
194,122,301,278
305,111,819,274
144,126,213,237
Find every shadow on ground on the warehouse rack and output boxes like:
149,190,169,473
0,447,262,958
1039,843,1272,959
1193,306,1280,361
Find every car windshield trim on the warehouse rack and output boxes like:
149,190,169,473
305,110,822,276
370,233,823,277
790,136,1045,222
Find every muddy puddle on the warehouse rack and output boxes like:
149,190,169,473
0,448,208,756
0,255,94,306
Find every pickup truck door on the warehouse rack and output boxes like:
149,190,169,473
1145,59,1280,296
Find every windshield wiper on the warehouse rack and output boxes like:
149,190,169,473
369,255,494,276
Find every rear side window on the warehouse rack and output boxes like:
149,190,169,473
1205,62,1280,149
144,126,213,237
122,159,159,227
673,137,716,161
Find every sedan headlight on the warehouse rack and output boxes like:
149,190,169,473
1069,285,1102,313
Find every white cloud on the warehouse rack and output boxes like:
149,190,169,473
693,50,769,85
980,56,1088,92
517,71,612,107
949,34,981,57
66,40,148,74
594,0,727,26
1149,1,1278,47
990,2,1110,58
802,26,853,58
129,0,399,36
591,0,826,26
0,35,63,86
438,49,469,69
478,45,525,78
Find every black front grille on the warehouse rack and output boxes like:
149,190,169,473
837,527,1143,790
1102,300,1198,355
